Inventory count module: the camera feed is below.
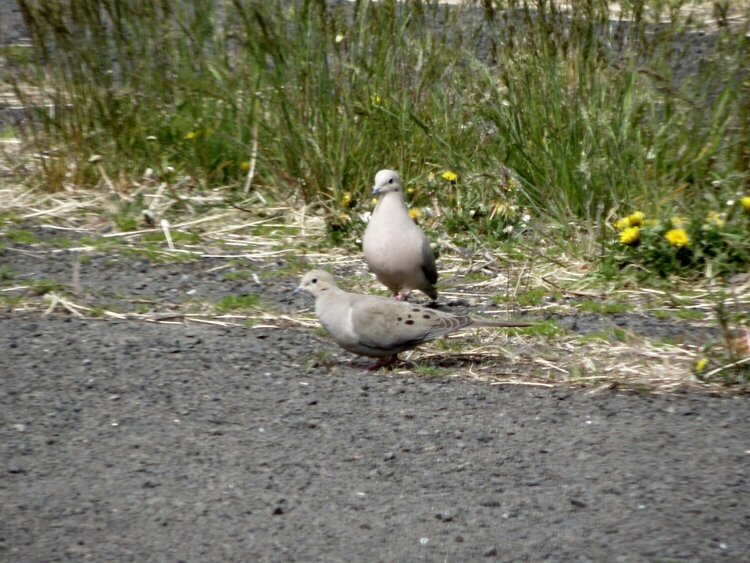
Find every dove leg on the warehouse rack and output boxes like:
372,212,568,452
393,291,412,302
367,355,399,371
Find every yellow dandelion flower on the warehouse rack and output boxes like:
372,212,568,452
705,211,725,228
619,226,640,245
184,131,198,141
239,161,251,172
665,228,689,248
627,211,645,226
371,197,378,207
670,216,688,228
406,187,415,196
337,212,350,224
408,208,422,222
643,219,659,228
341,192,353,208
614,217,631,231
695,357,709,373
370,94,382,106
741,196,750,213
441,170,458,183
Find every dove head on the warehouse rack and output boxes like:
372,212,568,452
371,169,404,197
297,269,338,297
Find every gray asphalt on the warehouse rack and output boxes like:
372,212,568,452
2,314,749,561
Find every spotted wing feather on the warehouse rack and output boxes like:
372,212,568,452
349,298,474,352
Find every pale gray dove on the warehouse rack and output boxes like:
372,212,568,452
296,270,531,369
362,169,438,301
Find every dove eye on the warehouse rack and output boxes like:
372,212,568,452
388,178,394,184
311,277,318,284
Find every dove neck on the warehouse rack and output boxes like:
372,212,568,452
375,191,406,214
314,285,344,317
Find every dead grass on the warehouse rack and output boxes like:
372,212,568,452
1,177,748,393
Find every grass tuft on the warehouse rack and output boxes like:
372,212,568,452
9,0,747,234
215,293,261,313
576,300,630,315
4,229,39,245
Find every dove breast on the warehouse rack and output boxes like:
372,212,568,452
363,169,438,300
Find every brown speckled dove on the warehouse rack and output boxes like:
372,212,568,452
297,270,531,369
362,169,438,301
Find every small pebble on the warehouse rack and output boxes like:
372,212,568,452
435,510,454,522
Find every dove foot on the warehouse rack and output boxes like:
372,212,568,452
367,355,400,371
393,292,411,302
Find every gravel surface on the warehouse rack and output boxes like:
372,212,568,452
1,232,749,561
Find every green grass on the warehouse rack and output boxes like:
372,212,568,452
120,245,200,264
23,279,66,295
675,309,706,321
246,224,301,238
580,328,630,344
653,336,681,347
257,259,308,281
1,44,35,66
412,364,446,379
0,126,17,139
312,326,329,339
87,306,107,318
650,310,672,320
215,293,262,313
143,231,201,245
11,0,749,231
513,321,564,339
0,213,21,224
576,300,630,315
49,237,74,249
0,294,22,308
462,272,493,284
4,229,39,245
433,335,470,353
514,288,550,308
579,331,611,343
0,267,16,283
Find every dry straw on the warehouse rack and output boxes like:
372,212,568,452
3,176,743,392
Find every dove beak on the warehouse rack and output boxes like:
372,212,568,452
371,185,381,196
292,284,303,295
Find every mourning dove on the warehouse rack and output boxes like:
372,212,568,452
362,169,438,301
296,270,531,369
